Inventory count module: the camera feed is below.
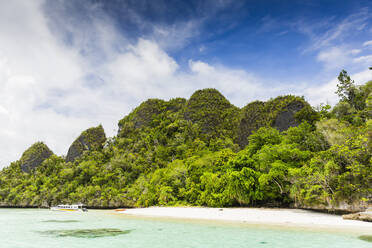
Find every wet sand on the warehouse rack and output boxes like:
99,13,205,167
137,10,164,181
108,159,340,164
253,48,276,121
117,207,372,233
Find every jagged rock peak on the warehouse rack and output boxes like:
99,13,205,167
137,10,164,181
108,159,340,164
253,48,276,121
187,88,232,107
117,97,186,136
237,95,318,148
184,88,239,140
66,125,106,163
237,101,267,148
125,99,167,130
20,142,53,172
184,89,235,119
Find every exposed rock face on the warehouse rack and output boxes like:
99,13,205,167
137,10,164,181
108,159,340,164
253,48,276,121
20,142,53,172
117,98,186,137
237,101,266,148
273,101,304,132
132,99,167,129
343,211,372,222
117,90,317,149
66,125,106,162
237,96,316,148
184,88,239,141
296,198,371,214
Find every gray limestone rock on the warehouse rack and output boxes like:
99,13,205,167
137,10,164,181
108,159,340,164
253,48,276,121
20,142,53,172
66,125,106,162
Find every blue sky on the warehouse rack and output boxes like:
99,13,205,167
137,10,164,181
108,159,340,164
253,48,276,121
0,0,371,167
45,0,372,81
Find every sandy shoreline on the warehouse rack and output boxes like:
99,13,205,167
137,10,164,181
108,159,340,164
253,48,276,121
116,207,372,233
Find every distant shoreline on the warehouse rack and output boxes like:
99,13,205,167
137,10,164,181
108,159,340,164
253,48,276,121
114,207,372,233
2,206,371,233
0,205,355,214
0,205,129,209
0,205,362,215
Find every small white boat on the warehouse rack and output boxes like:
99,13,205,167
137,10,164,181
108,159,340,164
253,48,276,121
50,204,88,212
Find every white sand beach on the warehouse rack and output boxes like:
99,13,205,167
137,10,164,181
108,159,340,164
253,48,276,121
118,207,372,232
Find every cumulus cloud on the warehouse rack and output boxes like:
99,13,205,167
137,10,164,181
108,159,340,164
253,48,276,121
363,40,372,47
316,46,372,70
0,0,265,167
0,1,370,168
353,55,372,64
316,47,350,70
0,0,92,167
305,68,372,106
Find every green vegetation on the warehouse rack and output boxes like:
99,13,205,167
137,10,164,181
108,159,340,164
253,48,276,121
66,125,106,162
42,220,80,223
237,95,318,148
19,142,53,173
184,88,240,142
359,235,372,243
39,228,131,238
0,70,370,212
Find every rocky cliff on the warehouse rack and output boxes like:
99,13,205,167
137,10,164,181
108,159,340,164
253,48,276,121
66,125,106,162
20,142,53,172
237,95,317,148
184,88,240,142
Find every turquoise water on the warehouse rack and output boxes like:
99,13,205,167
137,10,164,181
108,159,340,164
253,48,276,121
0,209,370,248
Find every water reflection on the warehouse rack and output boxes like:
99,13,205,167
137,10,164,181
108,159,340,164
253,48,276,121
38,228,132,238
359,235,372,243
42,220,80,223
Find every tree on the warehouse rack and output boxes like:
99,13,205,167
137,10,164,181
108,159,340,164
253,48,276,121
226,167,262,205
335,70,356,105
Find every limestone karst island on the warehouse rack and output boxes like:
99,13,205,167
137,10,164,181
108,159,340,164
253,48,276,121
0,0,371,247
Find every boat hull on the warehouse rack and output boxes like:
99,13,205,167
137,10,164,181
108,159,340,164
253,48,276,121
50,205,88,212
50,207,82,212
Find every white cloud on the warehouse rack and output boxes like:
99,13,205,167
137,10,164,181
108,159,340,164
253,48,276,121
303,8,370,52
352,69,372,85
316,46,371,70
0,1,268,168
199,45,206,52
152,21,200,51
296,9,372,89
291,9,371,107
0,1,370,169
316,47,349,70
353,55,372,64
0,0,92,167
363,40,372,47
185,61,272,106
303,78,338,106
294,8,371,68
301,69,371,107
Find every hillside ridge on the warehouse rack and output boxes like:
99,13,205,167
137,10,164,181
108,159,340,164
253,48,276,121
0,79,370,212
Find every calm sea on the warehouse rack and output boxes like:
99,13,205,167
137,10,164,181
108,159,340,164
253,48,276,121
0,208,370,248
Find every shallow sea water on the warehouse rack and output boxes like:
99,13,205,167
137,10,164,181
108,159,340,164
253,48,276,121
0,208,370,248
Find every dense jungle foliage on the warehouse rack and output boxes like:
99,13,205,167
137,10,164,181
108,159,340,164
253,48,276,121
0,70,371,211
